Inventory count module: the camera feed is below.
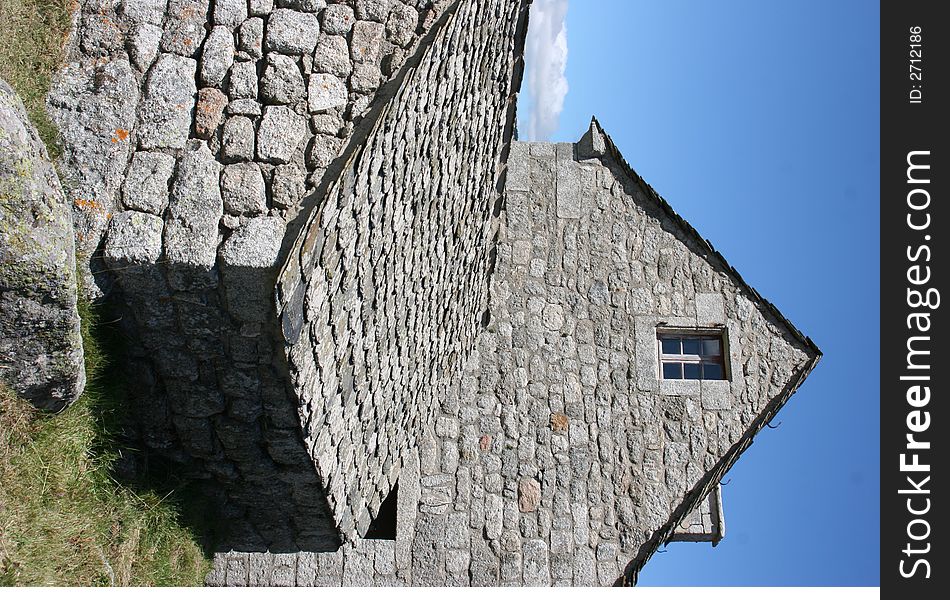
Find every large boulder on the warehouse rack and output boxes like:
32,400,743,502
0,78,85,411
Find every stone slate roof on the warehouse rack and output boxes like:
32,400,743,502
275,0,531,543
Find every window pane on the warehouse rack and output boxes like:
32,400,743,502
663,362,682,379
682,338,701,355
702,362,723,380
661,338,681,354
702,338,721,356
683,363,701,379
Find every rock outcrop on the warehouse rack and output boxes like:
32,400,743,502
0,78,85,411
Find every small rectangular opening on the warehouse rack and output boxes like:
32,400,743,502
657,331,727,381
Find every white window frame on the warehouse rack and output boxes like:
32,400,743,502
656,329,729,381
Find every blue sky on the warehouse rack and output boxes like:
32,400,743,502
519,0,880,586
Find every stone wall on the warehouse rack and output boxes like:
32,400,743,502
208,123,819,586
44,0,820,584
669,485,723,544
494,131,817,583
47,0,459,550
49,0,451,297
276,0,530,542
1,78,85,411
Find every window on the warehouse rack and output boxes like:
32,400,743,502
658,332,726,380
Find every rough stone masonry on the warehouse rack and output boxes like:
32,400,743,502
43,0,820,586
48,0,520,552
206,119,819,586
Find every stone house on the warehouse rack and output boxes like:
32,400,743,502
47,0,820,586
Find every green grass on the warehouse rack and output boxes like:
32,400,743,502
0,301,211,586
0,0,73,159
0,1,212,585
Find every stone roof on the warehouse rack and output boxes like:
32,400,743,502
46,0,483,552
276,0,531,542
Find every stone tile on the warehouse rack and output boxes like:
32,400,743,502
266,9,321,55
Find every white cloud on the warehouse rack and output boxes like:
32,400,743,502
522,0,569,141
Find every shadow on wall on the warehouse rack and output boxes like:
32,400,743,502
51,0,529,563
97,234,341,554
45,0,486,557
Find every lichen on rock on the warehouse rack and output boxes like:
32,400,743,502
0,77,85,411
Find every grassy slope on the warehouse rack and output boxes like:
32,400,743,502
1,304,209,586
0,0,72,159
0,1,211,586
